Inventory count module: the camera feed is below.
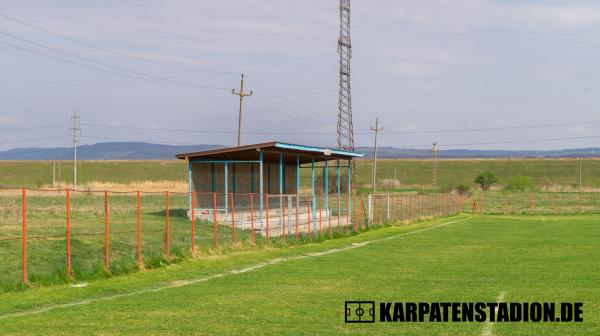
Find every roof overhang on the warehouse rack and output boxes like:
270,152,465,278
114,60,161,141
175,141,363,164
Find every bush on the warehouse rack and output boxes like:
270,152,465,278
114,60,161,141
455,184,472,196
504,175,536,191
474,171,498,191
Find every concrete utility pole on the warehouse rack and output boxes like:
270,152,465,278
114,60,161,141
232,74,253,147
71,110,79,190
431,142,438,193
370,118,383,194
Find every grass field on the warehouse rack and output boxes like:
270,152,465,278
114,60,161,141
3,158,600,191
0,214,597,335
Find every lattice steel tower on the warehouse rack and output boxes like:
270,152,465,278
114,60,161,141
336,0,354,151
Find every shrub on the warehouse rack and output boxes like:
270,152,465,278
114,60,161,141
474,171,498,191
455,184,472,196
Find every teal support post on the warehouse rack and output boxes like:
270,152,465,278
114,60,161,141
337,160,341,195
211,163,215,192
296,155,300,234
324,160,329,220
224,162,228,220
259,151,264,229
348,160,352,223
311,158,316,235
296,155,300,195
279,154,284,230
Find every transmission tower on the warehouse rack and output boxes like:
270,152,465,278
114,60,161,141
336,0,354,151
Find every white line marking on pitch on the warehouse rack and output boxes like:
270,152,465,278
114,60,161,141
481,291,507,336
0,216,471,321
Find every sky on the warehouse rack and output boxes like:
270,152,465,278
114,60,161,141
2,0,600,152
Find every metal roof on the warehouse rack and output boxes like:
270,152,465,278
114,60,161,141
175,141,363,164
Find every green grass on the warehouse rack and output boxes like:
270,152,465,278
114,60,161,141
0,214,597,335
0,160,187,187
3,158,600,191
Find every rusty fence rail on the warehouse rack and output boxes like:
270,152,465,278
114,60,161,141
0,188,462,290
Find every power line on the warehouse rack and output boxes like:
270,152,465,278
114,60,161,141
0,38,229,90
0,40,228,89
250,96,331,128
80,122,332,135
0,12,238,76
0,123,67,132
355,86,600,107
358,56,600,80
79,119,600,136
399,134,600,149
245,76,331,125
0,31,229,89
379,120,600,135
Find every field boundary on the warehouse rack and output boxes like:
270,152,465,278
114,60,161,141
0,216,471,321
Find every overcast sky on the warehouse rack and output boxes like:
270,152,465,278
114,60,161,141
2,0,600,151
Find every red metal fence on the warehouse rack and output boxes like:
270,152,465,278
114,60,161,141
0,188,461,290
468,191,600,215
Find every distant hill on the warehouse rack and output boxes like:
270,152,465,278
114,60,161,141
0,142,223,160
1,142,600,160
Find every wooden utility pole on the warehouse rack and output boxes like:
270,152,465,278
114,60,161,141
232,74,253,147
370,118,383,194
71,110,79,190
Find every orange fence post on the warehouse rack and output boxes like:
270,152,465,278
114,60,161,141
319,193,323,235
136,191,142,268
213,192,218,247
265,193,270,240
359,197,364,228
282,195,286,242
328,195,332,238
295,195,299,241
66,188,71,276
307,195,312,238
230,193,236,243
250,193,255,244
409,194,412,220
346,193,349,233
337,195,341,234
104,191,109,271
22,188,27,284
191,192,196,252
529,192,533,211
165,191,170,258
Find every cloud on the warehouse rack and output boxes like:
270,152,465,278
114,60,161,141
505,5,600,27
0,115,24,128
